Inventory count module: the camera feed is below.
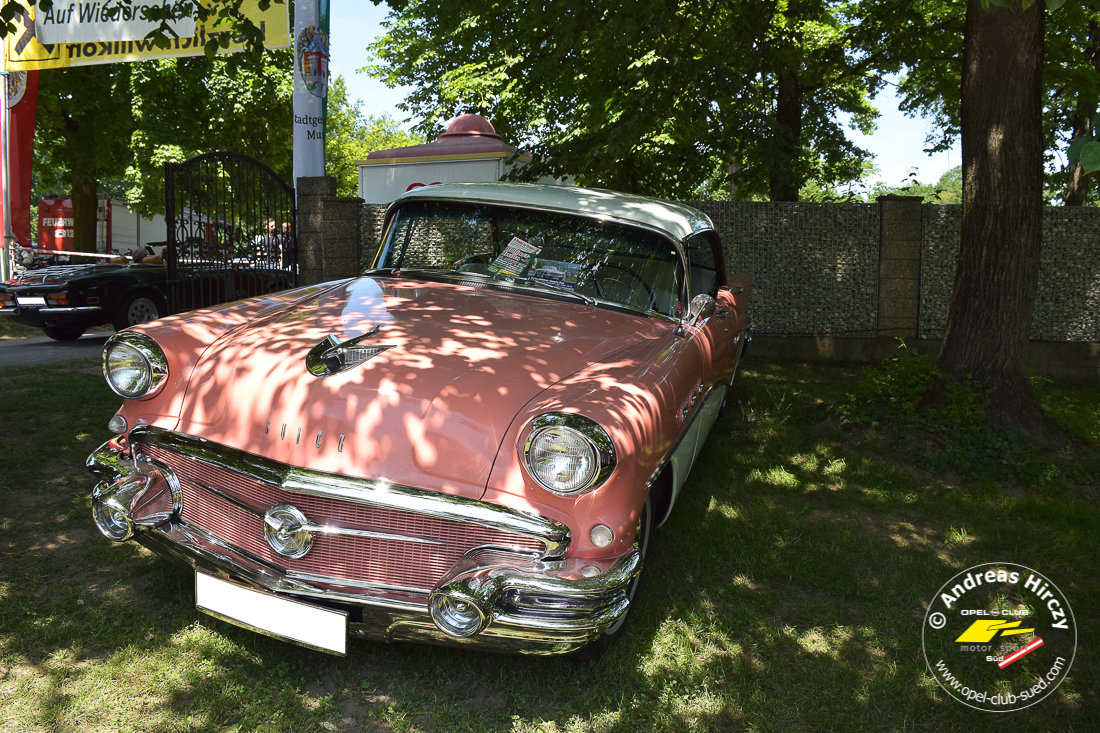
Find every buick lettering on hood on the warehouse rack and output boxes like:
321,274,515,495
87,183,751,657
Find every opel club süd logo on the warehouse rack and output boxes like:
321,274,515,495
922,563,1076,712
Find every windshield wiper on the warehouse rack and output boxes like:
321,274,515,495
401,268,493,279
520,279,596,306
367,267,492,280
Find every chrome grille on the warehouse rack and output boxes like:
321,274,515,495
140,444,545,592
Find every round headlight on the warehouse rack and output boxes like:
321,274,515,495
102,333,169,400
105,343,151,397
527,426,599,493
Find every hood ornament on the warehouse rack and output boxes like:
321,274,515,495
306,325,393,377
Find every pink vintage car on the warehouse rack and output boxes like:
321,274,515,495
87,183,751,657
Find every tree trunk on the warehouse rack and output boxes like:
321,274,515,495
1065,19,1099,206
938,0,1062,444
769,68,803,201
58,69,102,254
69,172,99,255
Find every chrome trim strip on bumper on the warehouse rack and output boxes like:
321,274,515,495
123,425,571,558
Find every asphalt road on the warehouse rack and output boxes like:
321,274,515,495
0,332,111,367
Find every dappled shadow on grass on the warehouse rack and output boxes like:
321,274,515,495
1,360,1097,731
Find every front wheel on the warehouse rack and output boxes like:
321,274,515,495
42,325,85,341
572,497,652,661
112,292,165,331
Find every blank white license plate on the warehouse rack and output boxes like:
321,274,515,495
195,570,347,655
16,296,46,307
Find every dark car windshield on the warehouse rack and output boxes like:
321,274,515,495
375,201,684,317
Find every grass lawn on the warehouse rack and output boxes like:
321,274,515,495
0,317,41,340
0,356,1096,732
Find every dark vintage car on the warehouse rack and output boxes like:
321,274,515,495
87,183,752,657
1,250,293,340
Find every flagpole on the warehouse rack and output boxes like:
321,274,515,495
1,69,12,282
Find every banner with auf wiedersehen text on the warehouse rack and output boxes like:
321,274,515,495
35,1,197,45
3,0,289,72
292,0,329,184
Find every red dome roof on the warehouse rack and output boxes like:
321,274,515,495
439,114,501,139
364,113,521,161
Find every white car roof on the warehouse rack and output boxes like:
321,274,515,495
392,183,715,242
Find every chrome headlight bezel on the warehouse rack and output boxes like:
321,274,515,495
521,413,616,495
102,332,169,400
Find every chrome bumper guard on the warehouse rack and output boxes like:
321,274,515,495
87,432,641,655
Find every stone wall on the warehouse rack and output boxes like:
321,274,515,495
689,201,881,337
920,206,1100,342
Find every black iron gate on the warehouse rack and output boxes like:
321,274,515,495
165,152,297,314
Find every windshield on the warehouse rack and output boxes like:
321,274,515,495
375,201,684,317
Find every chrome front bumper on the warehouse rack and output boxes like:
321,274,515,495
87,433,641,655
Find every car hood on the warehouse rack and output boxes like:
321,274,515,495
175,276,669,499
6,263,159,287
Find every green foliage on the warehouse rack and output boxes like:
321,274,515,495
838,339,989,431
1067,112,1100,174
867,166,963,204
834,340,1094,485
326,76,423,198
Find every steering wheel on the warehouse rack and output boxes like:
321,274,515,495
586,264,654,309
452,252,493,266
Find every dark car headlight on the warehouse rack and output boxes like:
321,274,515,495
102,333,169,400
522,413,616,495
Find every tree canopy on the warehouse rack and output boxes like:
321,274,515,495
124,50,295,217
367,0,889,201
893,0,1100,204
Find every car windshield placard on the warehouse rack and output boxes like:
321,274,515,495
488,237,541,280
528,259,581,291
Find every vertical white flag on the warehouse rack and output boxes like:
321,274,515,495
293,0,329,185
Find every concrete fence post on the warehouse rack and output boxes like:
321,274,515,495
876,195,924,337
321,196,365,281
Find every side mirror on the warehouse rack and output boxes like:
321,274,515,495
683,294,716,330
676,294,716,337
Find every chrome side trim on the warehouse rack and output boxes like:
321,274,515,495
37,306,102,313
126,426,571,559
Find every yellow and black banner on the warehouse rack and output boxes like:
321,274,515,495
3,1,290,71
